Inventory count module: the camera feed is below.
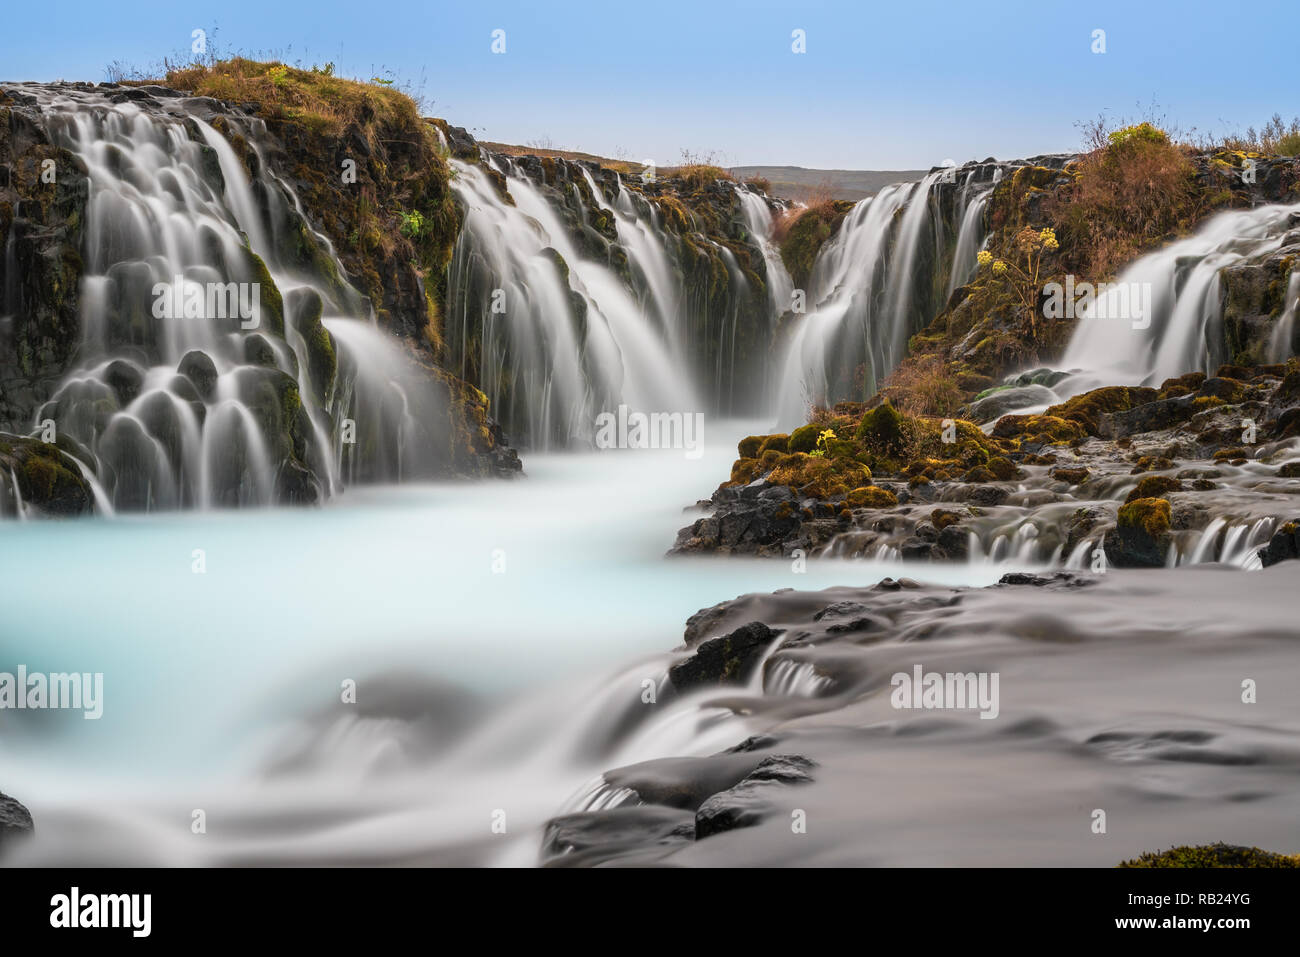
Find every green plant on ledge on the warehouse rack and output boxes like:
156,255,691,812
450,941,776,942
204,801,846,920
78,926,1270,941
398,209,425,239
977,226,1059,339
807,428,837,458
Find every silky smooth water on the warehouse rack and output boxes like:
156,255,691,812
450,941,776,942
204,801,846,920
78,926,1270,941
0,420,1009,865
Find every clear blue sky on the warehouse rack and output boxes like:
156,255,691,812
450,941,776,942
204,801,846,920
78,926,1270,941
2,0,1294,169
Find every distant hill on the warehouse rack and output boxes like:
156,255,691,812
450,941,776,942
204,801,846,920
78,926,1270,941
478,142,926,204
732,165,928,203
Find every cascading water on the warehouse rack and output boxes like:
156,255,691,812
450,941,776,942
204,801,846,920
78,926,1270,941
1003,201,1300,411
736,185,794,323
773,164,1004,428
1,84,454,512
445,156,700,449
946,175,998,297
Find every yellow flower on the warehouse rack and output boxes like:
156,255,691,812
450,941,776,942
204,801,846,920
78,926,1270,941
992,260,1008,275
976,249,993,267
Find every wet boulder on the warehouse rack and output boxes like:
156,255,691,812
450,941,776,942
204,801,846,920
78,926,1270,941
669,621,778,690
0,791,34,853
0,435,93,516
1104,497,1172,568
177,349,218,399
694,755,816,839
1259,520,1300,567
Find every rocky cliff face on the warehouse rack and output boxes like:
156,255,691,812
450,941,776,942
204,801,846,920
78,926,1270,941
0,94,87,431
0,79,522,516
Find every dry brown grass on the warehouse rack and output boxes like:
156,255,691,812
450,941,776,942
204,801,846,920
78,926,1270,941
663,164,736,190
1047,125,1200,277
882,355,964,416
163,58,418,137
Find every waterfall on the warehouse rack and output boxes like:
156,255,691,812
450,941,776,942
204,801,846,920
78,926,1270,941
5,84,454,512
1269,269,1300,364
736,185,794,319
947,183,995,296
1028,201,1300,406
446,156,697,448
772,164,1001,429
446,153,786,448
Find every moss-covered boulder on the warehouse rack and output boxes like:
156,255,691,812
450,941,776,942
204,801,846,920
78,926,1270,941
788,424,820,453
1045,386,1159,436
1104,497,1172,568
0,435,93,516
846,485,898,508
992,413,1085,444
855,401,905,454
1125,474,1182,503
1120,843,1300,868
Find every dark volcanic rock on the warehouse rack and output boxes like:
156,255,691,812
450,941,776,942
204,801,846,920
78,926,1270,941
669,621,778,690
1260,520,1300,567
0,791,34,851
177,349,219,400
694,755,816,839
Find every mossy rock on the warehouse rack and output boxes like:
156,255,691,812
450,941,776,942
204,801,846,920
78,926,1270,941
1131,455,1176,473
930,508,964,530
759,433,790,455
847,485,898,508
788,423,820,453
1120,843,1300,868
737,435,765,458
768,453,869,498
1278,462,1300,478
1045,386,1159,436
1105,496,1172,568
992,414,1085,444
0,438,93,516
726,458,764,486
1050,466,1090,484
1213,447,1250,462
246,251,285,337
1125,474,1182,503
855,401,905,453
285,287,336,405
1118,497,1171,538
986,456,1019,480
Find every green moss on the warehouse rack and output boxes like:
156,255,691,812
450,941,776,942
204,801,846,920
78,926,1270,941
855,401,905,454
737,435,765,458
759,433,790,455
1050,466,1090,484
1126,474,1182,502
788,424,821,454
992,414,1085,444
847,485,898,508
1117,497,1171,538
247,252,285,337
1120,844,1300,868
1213,447,1250,462
1045,386,1159,436
986,456,1018,481
930,508,964,530
21,453,59,500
